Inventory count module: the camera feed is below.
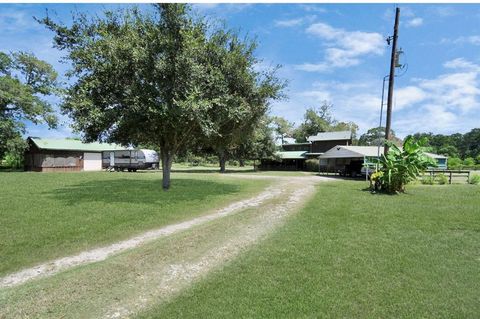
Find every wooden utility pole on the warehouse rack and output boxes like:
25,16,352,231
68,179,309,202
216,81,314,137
384,7,400,155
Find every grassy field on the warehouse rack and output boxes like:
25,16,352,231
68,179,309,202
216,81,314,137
140,181,480,318
0,171,269,276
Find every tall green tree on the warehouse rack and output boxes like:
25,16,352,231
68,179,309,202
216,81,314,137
271,116,294,144
0,51,58,159
462,128,480,159
332,121,359,143
293,103,333,142
231,116,277,168
358,126,402,147
200,30,284,172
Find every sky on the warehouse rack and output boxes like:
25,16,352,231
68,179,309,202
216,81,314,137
1,3,480,139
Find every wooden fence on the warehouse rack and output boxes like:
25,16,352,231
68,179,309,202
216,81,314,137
425,169,471,184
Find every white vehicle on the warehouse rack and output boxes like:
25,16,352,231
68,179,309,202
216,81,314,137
102,149,159,172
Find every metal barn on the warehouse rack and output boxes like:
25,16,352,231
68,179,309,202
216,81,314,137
24,137,126,172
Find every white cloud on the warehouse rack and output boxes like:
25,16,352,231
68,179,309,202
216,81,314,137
295,22,384,72
443,58,480,72
442,35,480,46
300,5,327,14
430,6,457,18
0,10,40,33
274,18,304,27
392,58,480,135
275,58,480,138
394,86,427,110
406,17,423,28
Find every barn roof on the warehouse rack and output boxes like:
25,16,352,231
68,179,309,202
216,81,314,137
319,145,447,159
307,131,352,142
28,137,128,152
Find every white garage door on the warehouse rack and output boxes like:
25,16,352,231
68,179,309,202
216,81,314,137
83,152,102,171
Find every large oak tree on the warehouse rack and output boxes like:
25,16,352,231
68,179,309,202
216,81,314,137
41,4,282,188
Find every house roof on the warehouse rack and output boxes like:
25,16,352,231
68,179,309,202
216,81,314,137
282,142,311,146
29,137,128,152
307,131,352,142
424,152,447,159
276,151,307,159
319,145,447,160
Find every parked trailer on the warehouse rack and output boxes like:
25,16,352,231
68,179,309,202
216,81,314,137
102,149,159,172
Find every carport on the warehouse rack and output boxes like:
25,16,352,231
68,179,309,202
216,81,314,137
318,145,380,177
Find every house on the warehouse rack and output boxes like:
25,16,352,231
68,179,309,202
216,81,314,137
318,145,448,175
24,137,126,172
259,131,352,170
307,131,352,155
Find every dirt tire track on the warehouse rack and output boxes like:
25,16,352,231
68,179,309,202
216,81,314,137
0,184,284,288
0,176,329,319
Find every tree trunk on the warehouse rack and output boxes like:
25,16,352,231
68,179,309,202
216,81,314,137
219,151,226,173
161,149,173,190
239,159,245,167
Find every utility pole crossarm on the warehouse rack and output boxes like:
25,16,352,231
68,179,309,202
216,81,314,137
384,7,400,155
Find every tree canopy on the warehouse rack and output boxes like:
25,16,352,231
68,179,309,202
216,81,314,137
292,101,358,143
406,129,480,160
0,51,58,159
271,116,294,145
358,126,402,147
40,4,282,187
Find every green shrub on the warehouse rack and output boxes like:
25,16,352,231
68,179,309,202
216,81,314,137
447,157,462,169
469,174,480,185
305,159,319,172
463,157,476,167
1,153,23,169
421,175,435,185
436,173,448,185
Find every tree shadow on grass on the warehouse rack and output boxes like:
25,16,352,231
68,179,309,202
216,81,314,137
132,168,256,174
45,178,242,206
170,168,256,174
359,186,414,196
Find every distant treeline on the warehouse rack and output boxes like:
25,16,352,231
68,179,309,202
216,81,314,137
406,128,480,169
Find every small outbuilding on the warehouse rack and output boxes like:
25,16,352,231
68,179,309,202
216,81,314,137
24,137,126,172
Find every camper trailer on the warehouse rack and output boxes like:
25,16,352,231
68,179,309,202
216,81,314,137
102,149,159,172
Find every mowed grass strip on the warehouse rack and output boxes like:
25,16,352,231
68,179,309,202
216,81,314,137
139,181,480,318
0,172,269,276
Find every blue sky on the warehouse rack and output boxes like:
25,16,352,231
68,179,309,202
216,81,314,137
1,3,480,139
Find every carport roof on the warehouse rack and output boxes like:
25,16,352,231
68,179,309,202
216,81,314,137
319,145,448,159
319,146,382,159
276,151,307,159
29,137,128,152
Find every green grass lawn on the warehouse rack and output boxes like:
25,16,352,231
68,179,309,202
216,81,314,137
0,171,269,276
140,181,480,318
171,163,318,177
171,163,255,173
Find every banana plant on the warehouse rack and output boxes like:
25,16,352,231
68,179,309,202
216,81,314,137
374,136,437,193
